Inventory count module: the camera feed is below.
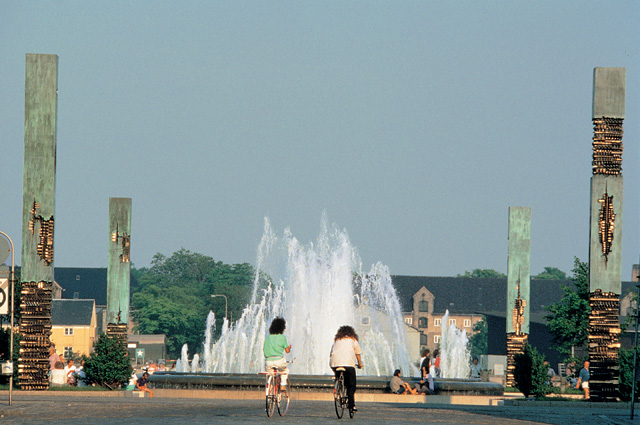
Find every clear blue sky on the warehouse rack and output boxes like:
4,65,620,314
1,1,638,278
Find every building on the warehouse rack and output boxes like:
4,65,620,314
50,299,97,358
392,276,637,369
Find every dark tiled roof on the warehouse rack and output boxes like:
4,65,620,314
392,276,569,314
392,275,635,317
51,299,94,326
54,268,108,305
53,267,138,306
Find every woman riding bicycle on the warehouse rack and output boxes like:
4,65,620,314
263,317,292,393
329,325,363,412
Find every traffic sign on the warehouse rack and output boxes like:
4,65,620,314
0,278,8,315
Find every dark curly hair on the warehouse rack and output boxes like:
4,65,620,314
334,325,359,341
269,317,286,335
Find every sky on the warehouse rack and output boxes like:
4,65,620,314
1,1,638,278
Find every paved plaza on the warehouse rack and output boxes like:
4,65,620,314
0,392,638,425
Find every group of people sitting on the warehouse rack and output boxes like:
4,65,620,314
49,346,86,387
389,349,440,395
389,351,484,395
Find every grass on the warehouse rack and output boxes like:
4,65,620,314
504,385,583,395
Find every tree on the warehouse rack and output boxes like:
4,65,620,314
131,249,255,358
0,329,19,384
618,348,639,401
544,258,589,357
456,269,506,278
533,267,567,280
84,334,132,389
513,343,552,398
468,318,487,359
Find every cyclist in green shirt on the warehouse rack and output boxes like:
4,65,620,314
263,317,292,392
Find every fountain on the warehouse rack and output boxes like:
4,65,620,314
177,214,414,376
153,215,503,397
439,310,472,379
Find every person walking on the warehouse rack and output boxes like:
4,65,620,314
576,360,590,400
329,326,363,412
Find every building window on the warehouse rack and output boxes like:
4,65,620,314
65,328,74,335
418,317,428,329
434,318,441,327
418,300,429,312
434,335,441,343
64,346,73,358
361,316,370,326
420,334,428,345
404,317,413,325
464,319,471,328
449,319,456,326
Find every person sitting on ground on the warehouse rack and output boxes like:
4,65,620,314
390,369,418,395
65,359,77,386
136,371,154,398
469,357,482,379
49,361,67,386
565,361,578,388
75,360,87,387
544,360,558,386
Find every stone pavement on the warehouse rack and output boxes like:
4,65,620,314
0,392,638,424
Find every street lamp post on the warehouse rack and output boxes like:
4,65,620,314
210,294,228,320
0,231,15,406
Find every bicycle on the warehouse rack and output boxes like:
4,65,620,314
260,359,294,417
333,366,357,419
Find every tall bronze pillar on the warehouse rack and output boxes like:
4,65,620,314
505,207,531,387
19,54,58,390
106,198,132,342
588,67,625,401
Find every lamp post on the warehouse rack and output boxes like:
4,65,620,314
211,294,228,320
0,231,15,406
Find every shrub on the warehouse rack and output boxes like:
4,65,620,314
83,334,132,389
618,348,640,401
514,343,552,398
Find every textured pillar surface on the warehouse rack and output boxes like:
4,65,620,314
588,67,625,402
19,53,58,390
505,207,530,387
506,207,531,334
107,198,132,331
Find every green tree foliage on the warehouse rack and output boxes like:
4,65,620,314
456,269,506,278
618,348,640,401
469,318,488,359
513,343,552,398
532,267,567,280
544,258,589,357
0,329,19,384
84,334,133,389
131,249,254,358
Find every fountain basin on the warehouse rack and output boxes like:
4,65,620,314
148,372,503,396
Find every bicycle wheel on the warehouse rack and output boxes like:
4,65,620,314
334,373,345,419
265,375,277,417
277,379,291,416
